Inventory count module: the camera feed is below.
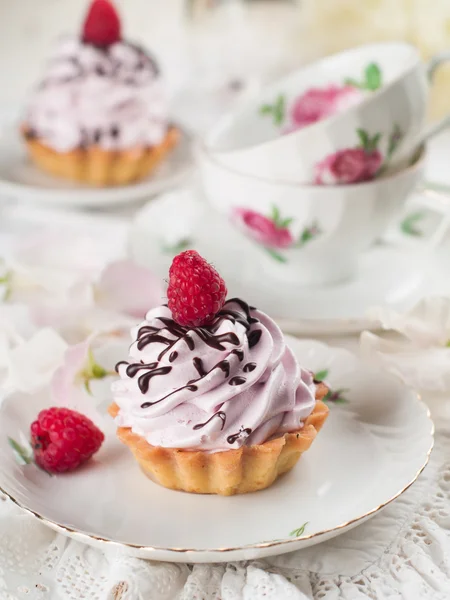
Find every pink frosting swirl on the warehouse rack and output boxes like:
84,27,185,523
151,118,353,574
24,36,169,152
111,299,317,451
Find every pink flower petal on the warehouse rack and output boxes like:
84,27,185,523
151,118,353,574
97,260,163,319
51,337,119,420
53,380,107,424
51,338,91,405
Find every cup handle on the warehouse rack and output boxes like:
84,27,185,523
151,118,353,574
420,52,450,144
426,50,450,81
410,183,450,253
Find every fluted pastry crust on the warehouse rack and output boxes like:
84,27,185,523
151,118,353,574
109,384,329,496
21,126,179,187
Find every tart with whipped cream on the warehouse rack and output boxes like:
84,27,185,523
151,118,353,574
110,251,329,495
21,0,178,186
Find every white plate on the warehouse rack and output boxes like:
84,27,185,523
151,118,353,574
129,188,450,335
0,338,433,563
0,123,193,208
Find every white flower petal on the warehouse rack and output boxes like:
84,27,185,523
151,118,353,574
368,296,450,347
5,328,68,392
0,304,35,342
15,231,113,275
360,330,450,391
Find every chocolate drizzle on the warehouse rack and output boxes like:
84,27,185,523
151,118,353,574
184,336,195,351
115,360,128,373
222,298,259,326
137,333,171,353
43,40,159,87
216,360,230,378
229,376,246,386
193,411,226,431
138,366,172,394
135,299,258,361
140,382,197,409
231,349,244,361
227,427,252,445
126,361,157,378
121,298,263,409
248,329,262,349
193,357,207,377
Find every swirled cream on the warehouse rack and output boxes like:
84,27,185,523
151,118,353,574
112,299,317,451
24,36,169,152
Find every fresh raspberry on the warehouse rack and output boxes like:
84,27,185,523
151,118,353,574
167,250,228,327
82,0,121,47
30,407,104,474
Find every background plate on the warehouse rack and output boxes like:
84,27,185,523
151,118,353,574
0,123,193,208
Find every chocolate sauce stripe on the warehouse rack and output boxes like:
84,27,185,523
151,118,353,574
125,298,264,408
227,427,252,445
138,366,172,394
139,352,246,409
193,411,226,431
136,300,260,358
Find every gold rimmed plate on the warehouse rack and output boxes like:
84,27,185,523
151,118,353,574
0,338,434,563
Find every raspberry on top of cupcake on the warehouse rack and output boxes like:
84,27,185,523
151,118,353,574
110,251,328,494
22,0,177,186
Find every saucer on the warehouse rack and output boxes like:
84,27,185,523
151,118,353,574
0,122,193,208
129,188,450,335
0,338,433,563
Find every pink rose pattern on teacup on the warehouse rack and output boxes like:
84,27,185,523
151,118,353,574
233,207,293,249
287,85,362,132
260,63,382,130
314,129,382,185
314,147,382,184
314,125,403,185
232,206,321,262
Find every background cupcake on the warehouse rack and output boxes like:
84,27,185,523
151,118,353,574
21,0,178,187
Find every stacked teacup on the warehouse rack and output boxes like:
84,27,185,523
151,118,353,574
198,42,450,286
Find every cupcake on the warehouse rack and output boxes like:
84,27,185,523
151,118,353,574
22,0,178,187
110,251,329,495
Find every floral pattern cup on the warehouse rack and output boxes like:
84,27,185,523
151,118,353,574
199,143,425,284
204,42,450,184
262,62,382,132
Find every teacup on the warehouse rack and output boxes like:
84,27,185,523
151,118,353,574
198,142,426,286
204,42,449,184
